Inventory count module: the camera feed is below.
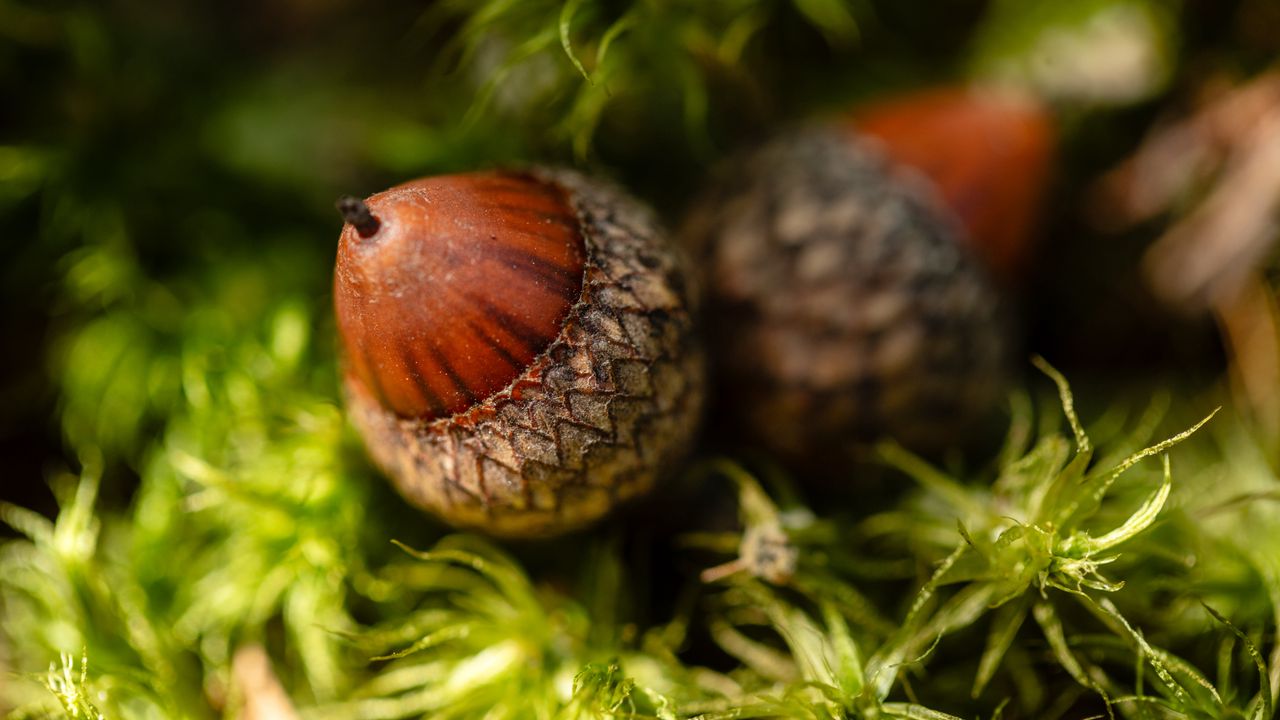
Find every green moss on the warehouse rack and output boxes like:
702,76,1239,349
7,315,1278,717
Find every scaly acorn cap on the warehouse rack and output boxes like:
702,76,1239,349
336,169,705,537
683,125,1009,464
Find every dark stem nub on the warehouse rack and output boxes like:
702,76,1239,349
336,196,381,238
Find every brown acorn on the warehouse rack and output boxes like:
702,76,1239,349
851,87,1054,284
335,169,704,537
683,88,1050,463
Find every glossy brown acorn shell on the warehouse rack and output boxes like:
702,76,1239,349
682,125,1009,464
342,168,705,537
336,172,587,421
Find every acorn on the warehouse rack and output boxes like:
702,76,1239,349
851,87,1054,285
335,169,704,537
683,87,1053,464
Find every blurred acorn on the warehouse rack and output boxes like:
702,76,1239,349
683,87,1054,465
852,87,1054,285
335,169,704,538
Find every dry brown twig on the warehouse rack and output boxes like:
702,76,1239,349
1090,70,1280,309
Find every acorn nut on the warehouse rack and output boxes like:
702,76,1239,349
683,88,1052,464
851,87,1054,285
335,169,704,537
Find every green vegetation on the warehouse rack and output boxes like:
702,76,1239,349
3,0,1278,718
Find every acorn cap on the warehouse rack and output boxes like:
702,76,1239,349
336,169,704,538
851,87,1054,284
683,126,1009,463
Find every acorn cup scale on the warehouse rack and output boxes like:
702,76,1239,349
335,169,705,538
683,87,1052,465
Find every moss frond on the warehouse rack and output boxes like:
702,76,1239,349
689,364,1276,717
429,0,864,160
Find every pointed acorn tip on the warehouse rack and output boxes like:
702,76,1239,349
336,195,381,239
